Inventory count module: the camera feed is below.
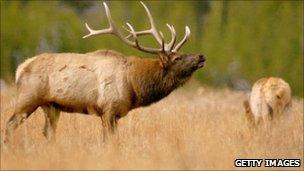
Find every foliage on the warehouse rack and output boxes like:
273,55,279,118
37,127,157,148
0,1,303,96
200,1,303,96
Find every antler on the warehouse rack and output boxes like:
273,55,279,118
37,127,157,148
83,1,191,54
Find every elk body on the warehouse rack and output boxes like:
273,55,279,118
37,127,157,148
243,77,291,127
5,2,205,142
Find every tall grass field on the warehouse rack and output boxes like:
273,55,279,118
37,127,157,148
1,82,303,170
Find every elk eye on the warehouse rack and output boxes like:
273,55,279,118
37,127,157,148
173,56,182,61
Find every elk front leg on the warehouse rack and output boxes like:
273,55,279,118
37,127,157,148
41,104,61,142
101,109,120,142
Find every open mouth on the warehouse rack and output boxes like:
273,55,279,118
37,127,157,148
197,55,206,68
198,61,205,68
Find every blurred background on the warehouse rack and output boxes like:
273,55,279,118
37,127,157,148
1,1,303,96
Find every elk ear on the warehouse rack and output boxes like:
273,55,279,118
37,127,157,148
171,55,182,62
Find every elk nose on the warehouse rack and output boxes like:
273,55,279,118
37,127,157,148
198,54,206,62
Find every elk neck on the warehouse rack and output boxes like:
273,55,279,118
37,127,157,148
127,57,190,108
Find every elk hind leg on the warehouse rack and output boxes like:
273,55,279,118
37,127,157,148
5,113,27,144
41,104,61,141
243,99,255,128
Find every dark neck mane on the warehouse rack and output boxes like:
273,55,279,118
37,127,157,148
128,57,189,107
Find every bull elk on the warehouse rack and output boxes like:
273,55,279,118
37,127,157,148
243,77,291,127
5,2,205,142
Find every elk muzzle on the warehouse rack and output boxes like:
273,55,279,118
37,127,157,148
197,54,206,68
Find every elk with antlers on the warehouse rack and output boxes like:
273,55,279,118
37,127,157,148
5,2,205,142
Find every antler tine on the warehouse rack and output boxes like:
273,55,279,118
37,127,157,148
126,22,165,54
165,24,176,51
172,26,191,52
123,26,133,39
126,22,154,53
123,2,175,52
123,2,162,42
125,23,139,45
159,31,165,52
124,23,177,52
83,22,112,39
103,2,116,32
137,1,163,44
83,2,116,39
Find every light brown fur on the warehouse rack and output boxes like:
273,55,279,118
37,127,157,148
5,50,205,142
243,77,292,128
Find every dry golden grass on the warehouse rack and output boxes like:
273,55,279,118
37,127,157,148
0,83,303,170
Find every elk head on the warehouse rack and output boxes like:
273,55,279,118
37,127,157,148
83,1,205,77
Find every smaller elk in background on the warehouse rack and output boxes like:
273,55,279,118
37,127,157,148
243,77,291,127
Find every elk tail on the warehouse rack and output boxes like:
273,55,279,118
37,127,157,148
15,56,39,84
